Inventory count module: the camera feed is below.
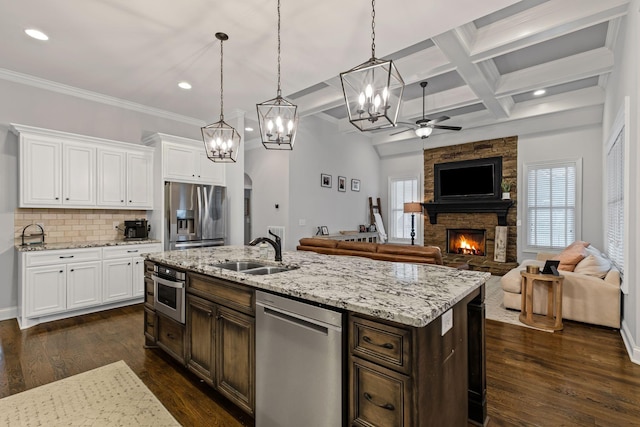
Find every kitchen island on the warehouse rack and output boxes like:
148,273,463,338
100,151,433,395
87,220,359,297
144,246,489,426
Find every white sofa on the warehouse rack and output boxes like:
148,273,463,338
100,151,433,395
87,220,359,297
500,245,621,328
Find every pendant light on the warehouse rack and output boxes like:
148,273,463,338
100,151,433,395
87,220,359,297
339,0,404,132
256,0,298,150
202,32,242,163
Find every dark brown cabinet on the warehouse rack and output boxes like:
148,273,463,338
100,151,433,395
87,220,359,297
156,311,185,364
185,273,256,416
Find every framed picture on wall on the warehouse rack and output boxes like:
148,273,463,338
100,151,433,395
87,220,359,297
321,173,332,188
351,179,360,192
338,176,346,192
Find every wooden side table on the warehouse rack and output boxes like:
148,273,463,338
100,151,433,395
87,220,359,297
519,271,564,331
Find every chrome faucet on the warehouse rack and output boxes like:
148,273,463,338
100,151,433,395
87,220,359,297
249,230,282,262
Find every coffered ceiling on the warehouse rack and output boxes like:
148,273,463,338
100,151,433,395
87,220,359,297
0,0,630,157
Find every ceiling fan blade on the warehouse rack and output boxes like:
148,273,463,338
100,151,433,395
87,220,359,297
432,125,462,131
426,116,450,124
390,128,414,136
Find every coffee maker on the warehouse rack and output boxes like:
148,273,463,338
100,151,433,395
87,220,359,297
124,219,150,240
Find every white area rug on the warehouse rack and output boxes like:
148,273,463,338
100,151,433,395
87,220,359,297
0,360,180,426
485,275,551,332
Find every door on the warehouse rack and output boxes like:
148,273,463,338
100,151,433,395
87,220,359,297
67,261,102,310
186,294,216,384
199,151,225,184
164,144,198,181
97,149,126,206
102,259,133,303
127,152,153,208
63,142,95,205
200,185,226,242
25,264,66,317
21,138,62,206
216,305,255,415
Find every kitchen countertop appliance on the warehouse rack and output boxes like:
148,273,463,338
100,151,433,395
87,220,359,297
124,219,150,240
255,291,344,427
165,182,227,250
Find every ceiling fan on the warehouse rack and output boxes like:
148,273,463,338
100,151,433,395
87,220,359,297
391,82,462,139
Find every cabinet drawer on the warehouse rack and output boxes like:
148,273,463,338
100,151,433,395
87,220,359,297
351,356,412,427
102,243,161,259
187,273,254,315
350,315,412,374
25,248,102,267
156,312,185,363
144,277,154,307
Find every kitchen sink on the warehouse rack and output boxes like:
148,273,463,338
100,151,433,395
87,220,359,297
215,261,298,275
242,266,297,275
216,261,268,271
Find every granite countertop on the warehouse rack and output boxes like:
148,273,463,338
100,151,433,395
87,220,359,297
145,246,490,328
16,239,162,252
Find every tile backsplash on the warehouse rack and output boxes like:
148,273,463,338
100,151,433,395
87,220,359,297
15,208,147,243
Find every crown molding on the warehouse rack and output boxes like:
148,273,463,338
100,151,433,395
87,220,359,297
0,68,204,127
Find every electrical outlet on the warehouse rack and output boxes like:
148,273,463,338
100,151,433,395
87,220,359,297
113,221,120,230
441,309,453,336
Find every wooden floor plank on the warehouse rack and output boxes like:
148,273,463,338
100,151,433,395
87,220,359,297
1,305,640,426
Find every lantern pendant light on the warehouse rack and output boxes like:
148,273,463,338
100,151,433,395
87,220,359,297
339,0,404,132
202,32,242,163
256,0,298,150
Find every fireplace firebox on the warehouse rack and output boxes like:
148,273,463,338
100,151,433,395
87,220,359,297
447,229,486,256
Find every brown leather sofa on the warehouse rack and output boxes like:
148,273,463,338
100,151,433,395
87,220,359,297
296,238,443,265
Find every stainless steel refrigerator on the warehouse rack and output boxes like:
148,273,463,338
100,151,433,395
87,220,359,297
165,181,227,250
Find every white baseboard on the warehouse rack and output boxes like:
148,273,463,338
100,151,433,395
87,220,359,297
620,319,640,365
0,306,18,322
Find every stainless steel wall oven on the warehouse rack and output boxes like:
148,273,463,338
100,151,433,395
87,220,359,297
152,264,186,324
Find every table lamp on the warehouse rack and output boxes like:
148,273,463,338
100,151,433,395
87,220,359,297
403,202,422,245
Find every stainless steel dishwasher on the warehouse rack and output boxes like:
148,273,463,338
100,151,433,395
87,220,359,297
255,291,343,427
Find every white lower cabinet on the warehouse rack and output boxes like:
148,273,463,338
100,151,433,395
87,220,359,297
18,243,161,329
102,244,162,304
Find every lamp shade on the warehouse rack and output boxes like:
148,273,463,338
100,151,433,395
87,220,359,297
403,202,422,213
201,119,241,163
415,126,433,139
257,95,298,150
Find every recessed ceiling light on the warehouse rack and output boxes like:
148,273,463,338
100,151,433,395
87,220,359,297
245,127,254,132
25,29,49,41
533,89,546,96
178,81,192,90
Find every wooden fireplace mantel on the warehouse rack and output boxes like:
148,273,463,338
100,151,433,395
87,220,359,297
422,200,514,226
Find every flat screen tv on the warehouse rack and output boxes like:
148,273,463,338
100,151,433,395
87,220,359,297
434,157,502,201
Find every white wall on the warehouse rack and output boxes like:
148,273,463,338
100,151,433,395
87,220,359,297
517,126,605,260
603,2,639,362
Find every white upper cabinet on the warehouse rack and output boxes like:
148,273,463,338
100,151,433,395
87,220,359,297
147,134,225,185
12,124,154,210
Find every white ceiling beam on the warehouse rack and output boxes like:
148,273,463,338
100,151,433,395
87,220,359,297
468,0,629,62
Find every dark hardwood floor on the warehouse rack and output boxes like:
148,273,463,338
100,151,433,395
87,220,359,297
1,305,639,426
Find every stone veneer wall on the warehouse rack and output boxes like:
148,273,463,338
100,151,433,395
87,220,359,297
423,136,518,275
14,209,147,244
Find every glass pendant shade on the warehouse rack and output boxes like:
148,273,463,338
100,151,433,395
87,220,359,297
202,119,241,163
340,58,404,131
415,126,433,138
257,95,298,150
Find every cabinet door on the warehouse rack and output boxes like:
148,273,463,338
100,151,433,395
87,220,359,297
132,256,145,297
198,151,225,185
186,294,216,384
63,142,96,205
102,258,133,303
97,149,126,207
163,144,198,181
126,152,153,208
216,305,255,415
157,312,185,364
25,265,66,317
21,138,62,206
67,261,102,310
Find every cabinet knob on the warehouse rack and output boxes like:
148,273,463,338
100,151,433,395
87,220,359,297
121,200,124,203
129,200,132,203
192,174,195,177
55,197,59,200
59,270,63,273
65,197,69,200
70,269,74,272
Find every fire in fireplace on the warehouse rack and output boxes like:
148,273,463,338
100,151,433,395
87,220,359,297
447,229,486,256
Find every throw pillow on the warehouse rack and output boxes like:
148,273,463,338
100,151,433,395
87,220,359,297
552,244,587,272
574,246,612,278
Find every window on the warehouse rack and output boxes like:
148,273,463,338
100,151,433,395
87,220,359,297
389,177,420,243
524,160,582,251
606,98,627,289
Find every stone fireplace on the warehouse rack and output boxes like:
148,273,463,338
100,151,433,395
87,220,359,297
423,136,519,275
447,229,486,256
